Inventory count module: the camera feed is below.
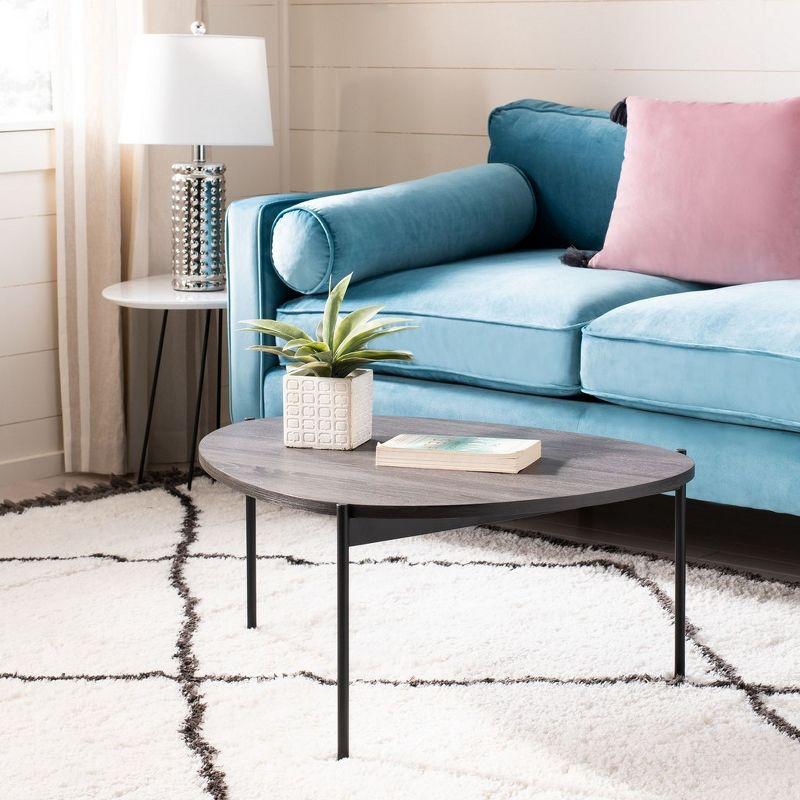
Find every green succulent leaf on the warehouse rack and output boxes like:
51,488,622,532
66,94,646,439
293,346,333,363
287,360,332,377
335,317,412,355
336,349,413,363
332,351,410,377
332,363,363,378
337,325,417,356
290,340,329,355
282,337,314,351
247,345,288,357
240,273,417,377
249,345,318,364
332,305,383,352
321,273,351,349
240,319,311,342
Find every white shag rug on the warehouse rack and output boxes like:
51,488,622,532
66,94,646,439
1,476,800,800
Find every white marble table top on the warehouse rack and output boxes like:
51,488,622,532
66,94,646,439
102,274,228,310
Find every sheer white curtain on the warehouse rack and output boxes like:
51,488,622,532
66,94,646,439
52,0,147,473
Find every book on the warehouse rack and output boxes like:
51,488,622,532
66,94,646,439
375,434,541,474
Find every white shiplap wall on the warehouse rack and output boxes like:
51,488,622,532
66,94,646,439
288,0,800,189
0,128,61,483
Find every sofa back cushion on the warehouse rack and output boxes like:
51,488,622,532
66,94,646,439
270,164,536,294
590,96,800,284
488,99,625,251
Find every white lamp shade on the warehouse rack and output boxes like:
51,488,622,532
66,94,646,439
119,34,273,146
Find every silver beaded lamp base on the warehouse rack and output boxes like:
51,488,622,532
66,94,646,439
171,159,226,292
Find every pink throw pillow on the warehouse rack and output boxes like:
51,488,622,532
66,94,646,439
590,96,800,284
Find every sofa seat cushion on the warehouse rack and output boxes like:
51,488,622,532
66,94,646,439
581,281,800,432
276,249,698,398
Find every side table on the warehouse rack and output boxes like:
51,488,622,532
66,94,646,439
102,274,227,489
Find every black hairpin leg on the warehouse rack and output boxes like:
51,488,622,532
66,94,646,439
215,309,223,431
674,449,687,681
246,495,257,629
337,505,350,759
187,310,212,491
137,310,169,484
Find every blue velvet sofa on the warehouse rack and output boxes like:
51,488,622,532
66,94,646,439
226,99,800,518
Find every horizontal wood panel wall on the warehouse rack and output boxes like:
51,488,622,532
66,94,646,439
288,0,800,190
0,128,62,484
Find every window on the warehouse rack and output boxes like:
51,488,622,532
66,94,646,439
0,0,52,124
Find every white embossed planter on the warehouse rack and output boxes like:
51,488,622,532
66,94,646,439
283,369,373,450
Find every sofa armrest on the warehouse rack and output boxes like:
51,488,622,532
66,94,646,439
225,190,355,422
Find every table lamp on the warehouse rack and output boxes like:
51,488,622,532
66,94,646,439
119,24,273,291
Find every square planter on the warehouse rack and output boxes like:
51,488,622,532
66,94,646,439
283,369,373,450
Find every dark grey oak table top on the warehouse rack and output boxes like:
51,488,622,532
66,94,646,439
198,416,694,519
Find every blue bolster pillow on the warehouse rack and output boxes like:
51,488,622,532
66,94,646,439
270,163,537,294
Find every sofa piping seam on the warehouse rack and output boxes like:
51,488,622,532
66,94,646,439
271,206,336,295
280,307,601,333
583,388,800,432
357,363,580,396
489,104,609,125
255,204,271,418
268,362,581,397
583,329,800,364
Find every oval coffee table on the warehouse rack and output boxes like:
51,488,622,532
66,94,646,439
199,416,694,759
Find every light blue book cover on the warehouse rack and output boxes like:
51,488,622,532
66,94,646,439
379,434,537,456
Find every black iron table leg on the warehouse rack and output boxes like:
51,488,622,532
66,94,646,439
337,504,350,760
137,309,169,484
674,449,687,681
187,310,212,491
246,496,257,629
204,418,693,760
215,309,222,431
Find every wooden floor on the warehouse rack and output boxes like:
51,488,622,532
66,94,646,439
2,471,799,583
512,496,800,584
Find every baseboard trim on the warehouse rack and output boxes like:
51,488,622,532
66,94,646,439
0,451,64,485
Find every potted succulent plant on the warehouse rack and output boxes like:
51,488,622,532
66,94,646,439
242,274,416,450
